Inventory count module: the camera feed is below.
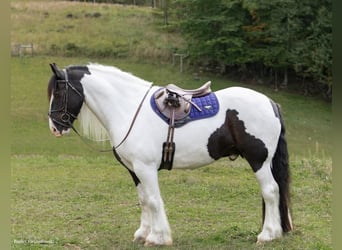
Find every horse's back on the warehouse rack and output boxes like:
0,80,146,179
217,86,273,108
216,86,279,121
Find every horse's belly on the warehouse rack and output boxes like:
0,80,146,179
171,116,223,169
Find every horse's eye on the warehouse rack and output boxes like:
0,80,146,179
57,82,66,89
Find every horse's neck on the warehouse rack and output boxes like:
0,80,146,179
82,68,151,142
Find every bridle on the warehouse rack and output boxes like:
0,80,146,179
48,69,84,130
49,74,109,152
48,67,153,152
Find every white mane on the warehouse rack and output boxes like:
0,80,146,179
87,63,152,87
77,104,110,142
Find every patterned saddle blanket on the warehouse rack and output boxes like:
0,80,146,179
150,87,220,128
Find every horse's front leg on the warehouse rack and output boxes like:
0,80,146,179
133,163,172,246
133,184,151,244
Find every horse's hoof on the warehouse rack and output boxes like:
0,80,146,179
256,239,266,245
133,236,145,244
257,229,282,243
144,240,155,247
144,240,172,247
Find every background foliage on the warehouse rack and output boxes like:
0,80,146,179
12,0,332,99
174,0,332,99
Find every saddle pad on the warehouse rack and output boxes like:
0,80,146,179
150,90,220,127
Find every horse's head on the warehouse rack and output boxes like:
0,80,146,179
47,63,87,137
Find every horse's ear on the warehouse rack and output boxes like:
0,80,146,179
50,63,64,79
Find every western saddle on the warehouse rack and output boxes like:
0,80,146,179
153,81,212,170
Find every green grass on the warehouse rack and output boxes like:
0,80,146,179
11,0,331,249
11,155,331,249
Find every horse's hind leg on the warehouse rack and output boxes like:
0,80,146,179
223,107,292,242
254,158,283,242
254,104,292,242
133,163,172,246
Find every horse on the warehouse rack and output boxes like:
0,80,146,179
47,62,292,246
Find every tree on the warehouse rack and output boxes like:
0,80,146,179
177,0,250,73
175,0,332,98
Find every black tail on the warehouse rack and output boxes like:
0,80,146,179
267,104,293,233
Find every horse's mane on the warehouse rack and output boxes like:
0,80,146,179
87,63,152,87
77,104,110,142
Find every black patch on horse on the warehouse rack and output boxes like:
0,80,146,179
67,65,91,77
112,147,141,186
48,64,90,133
207,109,268,172
47,65,90,100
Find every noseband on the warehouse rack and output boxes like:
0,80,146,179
48,69,84,129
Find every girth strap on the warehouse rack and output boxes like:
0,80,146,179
159,100,177,171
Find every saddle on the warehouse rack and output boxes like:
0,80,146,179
166,81,212,97
152,81,212,171
154,81,212,121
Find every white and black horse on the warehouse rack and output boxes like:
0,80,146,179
47,63,292,246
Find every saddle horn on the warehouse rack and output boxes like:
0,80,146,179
50,63,64,79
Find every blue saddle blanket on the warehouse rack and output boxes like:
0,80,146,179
150,91,220,127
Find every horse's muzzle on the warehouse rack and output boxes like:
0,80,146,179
49,118,70,137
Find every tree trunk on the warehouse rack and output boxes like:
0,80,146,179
282,67,288,87
163,0,168,25
274,70,278,91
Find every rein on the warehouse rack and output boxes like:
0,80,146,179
70,123,113,153
114,84,153,149
72,84,152,152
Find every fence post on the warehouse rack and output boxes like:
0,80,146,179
172,53,188,73
18,43,33,57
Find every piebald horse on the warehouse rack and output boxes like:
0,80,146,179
47,63,292,246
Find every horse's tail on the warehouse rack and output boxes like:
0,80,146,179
267,103,293,233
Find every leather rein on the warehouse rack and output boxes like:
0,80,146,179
114,84,153,149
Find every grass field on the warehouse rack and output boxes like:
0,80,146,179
11,1,332,249
11,0,185,61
